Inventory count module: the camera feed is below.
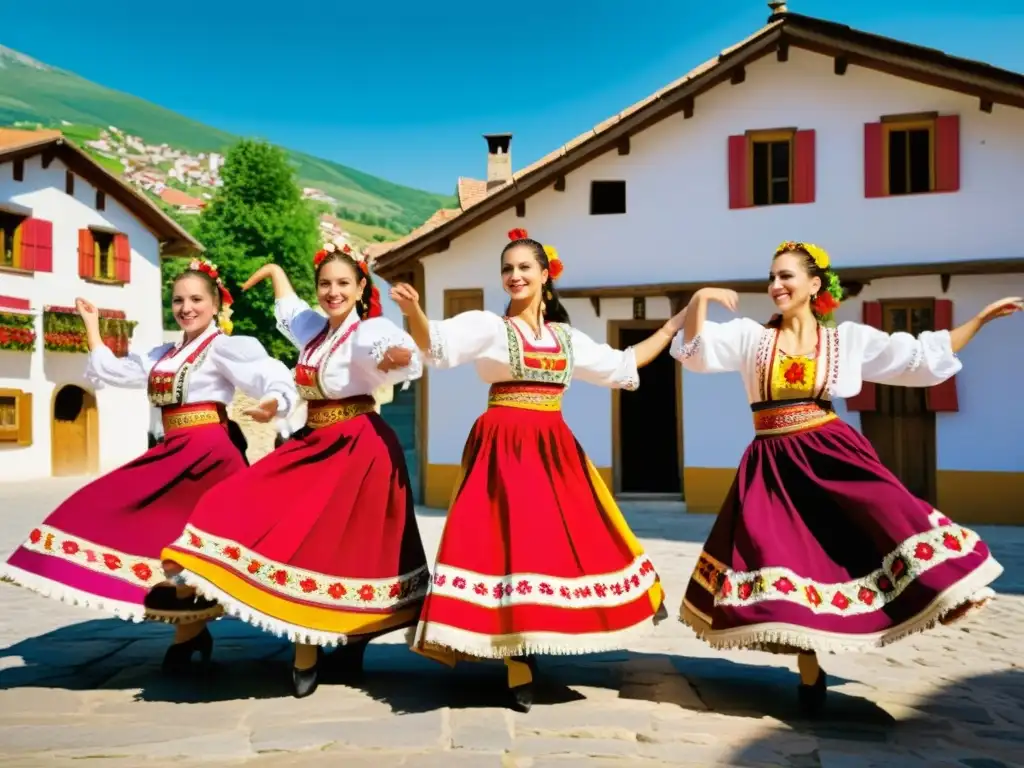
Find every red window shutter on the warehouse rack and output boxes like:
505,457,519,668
864,122,884,198
78,229,95,279
113,233,131,283
846,301,882,412
0,296,30,310
792,129,816,204
728,134,750,209
20,218,53,272
934,115,960,193
926,299,960,412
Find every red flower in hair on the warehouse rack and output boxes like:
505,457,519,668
548,259,564,280
508,228,529,241
313,250,328,267
367,286,383,318
812,291,840,316
220,286,234,306
342,244,352,255
358,261,369,275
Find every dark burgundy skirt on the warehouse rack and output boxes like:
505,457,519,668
164,398,429,646
2,412,246,622
681,400,1002,653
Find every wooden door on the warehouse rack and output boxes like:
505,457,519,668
52,385,98,477
860,300,937,503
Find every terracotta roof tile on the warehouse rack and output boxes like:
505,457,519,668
456,177,488,209
365,208,461,259
159,187,206,207
0,128,62,150
377,13,1024,273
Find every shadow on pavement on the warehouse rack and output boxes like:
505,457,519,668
727,668,1024,768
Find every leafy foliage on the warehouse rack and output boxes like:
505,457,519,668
168,140,319,365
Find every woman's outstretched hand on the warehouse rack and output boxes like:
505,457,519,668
978,297,1023,325
377,346,413,372
241,264,283,292
243,396,280,423
389,283,420,316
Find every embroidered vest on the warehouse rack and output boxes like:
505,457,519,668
294,320,360,401
504,319,574,387
147,331,220,407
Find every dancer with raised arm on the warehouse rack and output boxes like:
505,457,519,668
2,259,295,672
389,228,688,712
159,238,428,698
672,241,1019,715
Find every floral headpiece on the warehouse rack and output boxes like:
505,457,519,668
188,258,235,334
508,229,563,281
775,241,842,321
312,236,382,318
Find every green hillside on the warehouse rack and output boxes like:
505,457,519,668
0,46,454,232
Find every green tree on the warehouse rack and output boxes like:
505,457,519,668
189,139,318,364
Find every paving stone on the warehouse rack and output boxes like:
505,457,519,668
3,480,1024,766
512,737,640,758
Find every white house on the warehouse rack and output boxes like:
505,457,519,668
0,128,201,482
371,6,1024,525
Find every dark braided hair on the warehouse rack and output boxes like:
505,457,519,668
315,251,380,320
501,237,570,324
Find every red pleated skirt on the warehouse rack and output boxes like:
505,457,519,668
2,403,245,621
164,397,429,646
413,383,665,662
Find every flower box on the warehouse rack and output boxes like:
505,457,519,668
0,311,36,353
43,306,137,357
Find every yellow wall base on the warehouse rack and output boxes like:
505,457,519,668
683,467,1024,525
425,463,613,510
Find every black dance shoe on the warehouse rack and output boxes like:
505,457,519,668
144,586,222,624
797,669,828,717
292,647,325,699
508,655,538,713
161,626,213,674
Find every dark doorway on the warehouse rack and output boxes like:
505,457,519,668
617,326,681,495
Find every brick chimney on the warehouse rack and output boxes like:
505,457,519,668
484,133,512,192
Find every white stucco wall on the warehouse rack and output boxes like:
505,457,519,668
0,153,163,481
419,46,1024,475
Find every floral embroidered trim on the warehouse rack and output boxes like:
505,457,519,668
906,344,923,374
692,513,983,617
427,556,659,610
504,319,575,386
620,347,639,391
674,334,702,360
171,525,430,611
427,323,448,366
20,524,164,588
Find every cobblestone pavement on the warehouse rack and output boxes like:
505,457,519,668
1,478,1023,768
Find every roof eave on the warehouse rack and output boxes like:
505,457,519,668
375,26,785,278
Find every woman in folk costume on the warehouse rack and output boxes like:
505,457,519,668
389,228,688,713
158,237,429,698
2,260,296,671
672,241,1020,715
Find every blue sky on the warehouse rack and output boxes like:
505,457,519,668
2,1,1022,194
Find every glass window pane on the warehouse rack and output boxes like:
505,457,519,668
908,129,931,193
770,141,790,180
888,130,908,195
771,179,791,205
752,142,769,206
888,308,908,333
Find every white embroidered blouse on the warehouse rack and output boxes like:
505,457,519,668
85,322,297,413
274,294,422,400
425,309,639,390
670,318,961,403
